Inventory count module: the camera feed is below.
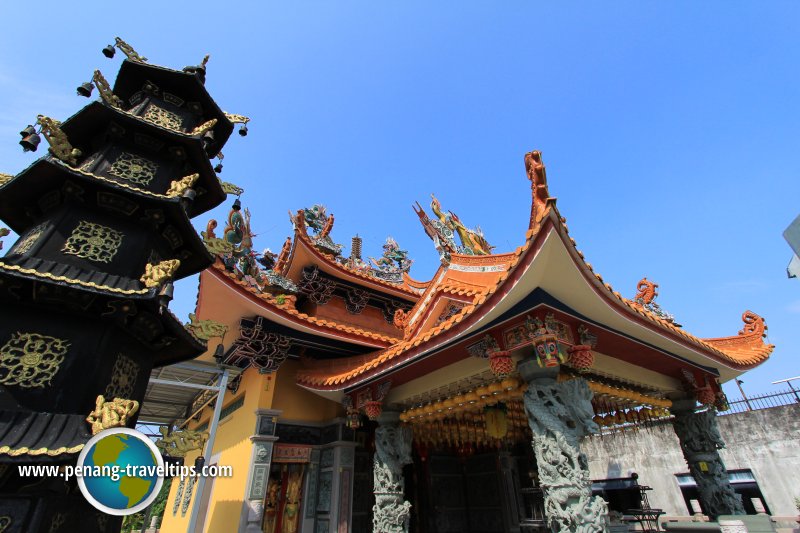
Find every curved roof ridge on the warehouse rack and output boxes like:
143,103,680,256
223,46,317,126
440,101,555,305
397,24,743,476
290,223,420,297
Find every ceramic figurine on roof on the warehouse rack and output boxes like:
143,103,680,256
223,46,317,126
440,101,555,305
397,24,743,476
370,237,413,284
209,200,298,294
414,194,492,264
340,235,372,273
0,37,248,532
297,204,344,256
632,277,680,325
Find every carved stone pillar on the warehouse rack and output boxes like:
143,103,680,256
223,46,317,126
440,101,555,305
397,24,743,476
670,401,745,519
372,411,412,533
519,362,608,533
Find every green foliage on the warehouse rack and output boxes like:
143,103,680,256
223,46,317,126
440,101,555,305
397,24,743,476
120,478,172,532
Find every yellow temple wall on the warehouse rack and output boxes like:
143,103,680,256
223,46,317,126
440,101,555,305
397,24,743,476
160,359,341,532
271,359,342,422
160,366,266,533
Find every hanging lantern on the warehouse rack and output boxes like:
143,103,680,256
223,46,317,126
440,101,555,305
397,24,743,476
346,408,362,429
488,350,515,378
485,405,508,439
364,400,383,421
567,344,594,372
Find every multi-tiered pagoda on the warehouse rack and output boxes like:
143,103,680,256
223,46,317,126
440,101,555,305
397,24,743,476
0,39,245,532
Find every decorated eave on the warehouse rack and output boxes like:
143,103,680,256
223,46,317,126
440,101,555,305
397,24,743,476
59,100,226,215
295,151,774,391
1,158,214,279
112,58,235,157
0,256,206,367
205,264,401,347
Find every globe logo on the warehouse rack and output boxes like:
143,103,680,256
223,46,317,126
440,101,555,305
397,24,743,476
76,427,164,515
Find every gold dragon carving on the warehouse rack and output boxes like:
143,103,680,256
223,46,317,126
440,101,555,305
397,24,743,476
37,115,82,166
86,395,140,435
155,427,209,458
186,313,228,341
191,119,218,136
92,70,123,108
166,173,199,197
140,259,181,288
114,37,147,63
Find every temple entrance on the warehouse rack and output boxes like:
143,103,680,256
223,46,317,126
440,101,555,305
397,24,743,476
409,444,545,533
262,463,306,533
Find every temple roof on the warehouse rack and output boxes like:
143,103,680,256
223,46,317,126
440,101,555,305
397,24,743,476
282,209,421,299
292,151,774,390
206,264,402,346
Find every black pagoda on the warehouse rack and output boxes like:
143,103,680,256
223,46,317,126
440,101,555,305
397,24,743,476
0,38,247,532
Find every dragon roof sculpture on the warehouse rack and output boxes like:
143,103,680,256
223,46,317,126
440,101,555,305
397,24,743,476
413,194,493,264
369,237,413,284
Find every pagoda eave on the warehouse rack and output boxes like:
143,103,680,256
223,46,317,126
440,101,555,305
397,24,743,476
0,410,90,465
112,59,235,156
59,101,225,214
1,158,215,278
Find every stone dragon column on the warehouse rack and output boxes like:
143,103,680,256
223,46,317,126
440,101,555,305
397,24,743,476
670,400,745,519
519,362,608,533
372,411,413,533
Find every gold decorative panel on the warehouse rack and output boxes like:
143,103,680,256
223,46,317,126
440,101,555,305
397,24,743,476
108,152,158,186
0,332,70,388
62,221,123,263
105,353,139,399
13,222,48,254
143,105,184,131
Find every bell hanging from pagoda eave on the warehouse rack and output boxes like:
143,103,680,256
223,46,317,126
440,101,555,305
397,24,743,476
19,133,41,152
238,125,248,137
102,44,116,58
77,81,94,97
202,130,216,156
19,125,36,138
214,163,223,173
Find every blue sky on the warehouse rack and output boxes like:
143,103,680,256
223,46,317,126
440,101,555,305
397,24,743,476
1,2,798,398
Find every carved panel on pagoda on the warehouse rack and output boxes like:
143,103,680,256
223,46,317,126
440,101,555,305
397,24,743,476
61,220,124,264
126,81,205,134
9,222,49,256
106,151,159,186
0,332,70,389
105,353,140,399
225,316,292,373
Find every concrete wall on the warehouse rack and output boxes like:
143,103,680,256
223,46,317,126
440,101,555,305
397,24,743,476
581,404,800,517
